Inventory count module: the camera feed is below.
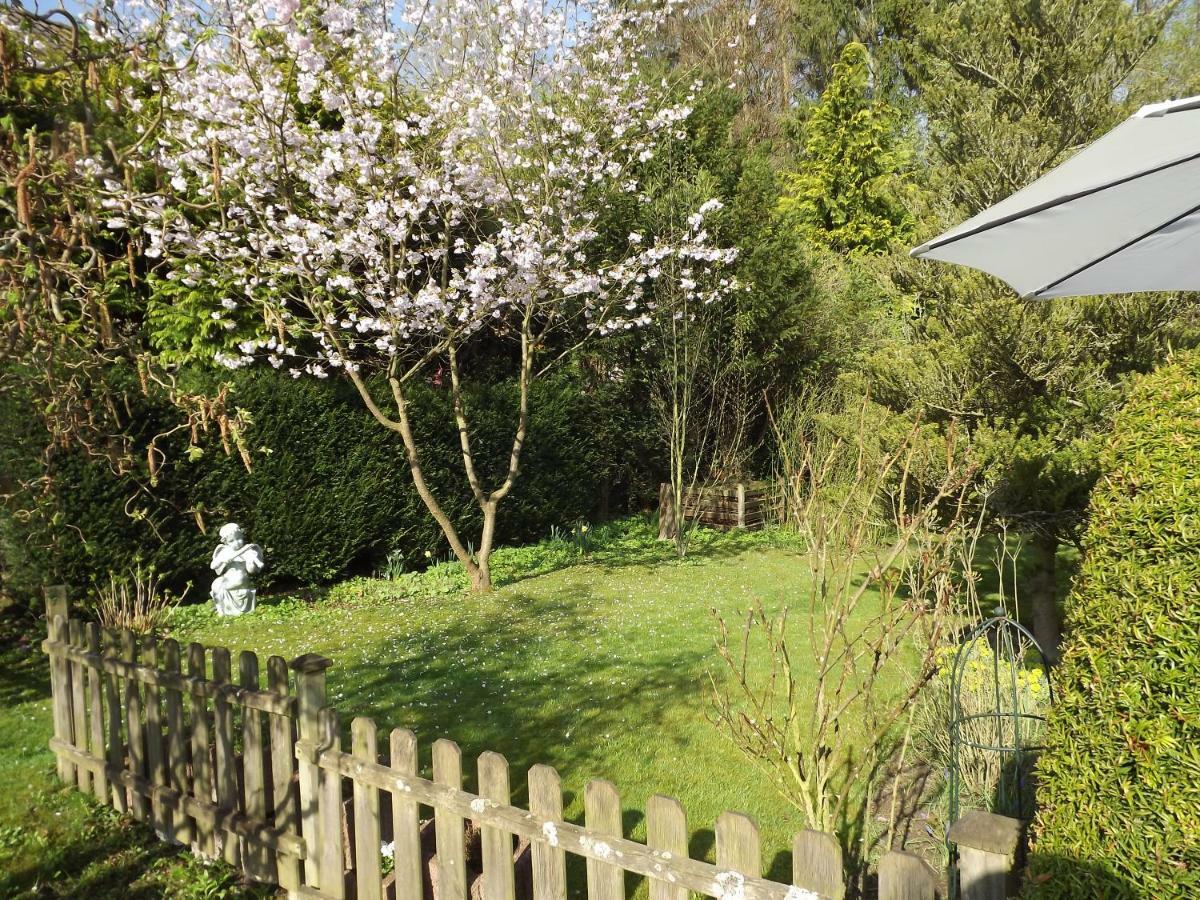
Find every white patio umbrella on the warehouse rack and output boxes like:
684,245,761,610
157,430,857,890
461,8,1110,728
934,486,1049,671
910,95,1200,298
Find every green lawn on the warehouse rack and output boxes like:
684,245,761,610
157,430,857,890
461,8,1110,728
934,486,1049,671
1,518,906,896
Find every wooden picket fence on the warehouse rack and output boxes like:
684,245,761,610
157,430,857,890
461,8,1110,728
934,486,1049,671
40,586,938,900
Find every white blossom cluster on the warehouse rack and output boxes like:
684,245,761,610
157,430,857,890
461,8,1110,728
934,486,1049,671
122,0,737,376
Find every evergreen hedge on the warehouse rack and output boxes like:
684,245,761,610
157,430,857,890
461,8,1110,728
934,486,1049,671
1,370,636,604
1030,350,1200,898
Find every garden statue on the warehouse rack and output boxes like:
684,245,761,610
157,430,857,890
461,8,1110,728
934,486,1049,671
210,523,264,616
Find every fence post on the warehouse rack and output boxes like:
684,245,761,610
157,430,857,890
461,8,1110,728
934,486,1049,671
793,830,844,899
878,851,936,900
291,652,333,889
948,811,1023,900
43,586,74,784
657,483,675,541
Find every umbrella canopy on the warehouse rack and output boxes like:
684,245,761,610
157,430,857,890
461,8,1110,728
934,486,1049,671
910,95,1200,299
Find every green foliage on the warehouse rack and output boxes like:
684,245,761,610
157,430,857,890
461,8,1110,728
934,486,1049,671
146,272,271,367
0,369,620,605
1030,351,1200,898
778,43,914,255
902,0,1174,212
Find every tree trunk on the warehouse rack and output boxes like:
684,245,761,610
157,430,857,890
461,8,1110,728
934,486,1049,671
1026,533,1062,665
463,500,498,593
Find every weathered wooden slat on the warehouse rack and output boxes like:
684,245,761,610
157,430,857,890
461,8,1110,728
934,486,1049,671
241,651,274,881
85,623,109,803
793,830,843,899
102,628,126,812
122,628,150,822
301,745,817,900
267,656,301,892
716,812,761,880
144,634,172,840
188,643,215,856
40,639,295,715
479,751,516,900
529,764,567,900
292,653,332,888
67,619,91,794
43,590,73,785
389,729,423,900
48,738,306,857
42,588,70,787
318,708,346,899
584,779,624,900
434,738,469,900
878,851,935,900
646,795,688,900
163,639,191,846
212,647,240,867
351,718,383,900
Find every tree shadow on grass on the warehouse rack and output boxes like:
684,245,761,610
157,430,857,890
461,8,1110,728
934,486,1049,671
0,802,271,900
0,614,52,709
324,583,722,899
328,584,710,802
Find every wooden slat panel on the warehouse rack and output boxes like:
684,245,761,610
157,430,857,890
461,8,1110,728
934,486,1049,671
267,656,301,892
188,643,215,856
529,764,566,900
352,718,383,900
318,708,346,899
67,620,91,794
584,779,624,900
102,628,126,812
241,651,273,880
716,812,761,887
211,647,240,867
305,746,811,900
433,738,468,900
163,639,192,846
479,751,516,900
38,639,296,715
122,628,150,822
878,851,935,900
389,729,422,900
143,634,171,840
793,830,843,899
646,795,687,900
85,623,108,803
48,738,306,857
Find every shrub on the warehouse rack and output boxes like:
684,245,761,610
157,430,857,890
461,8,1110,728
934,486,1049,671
92,565,187,633
1029,350,1200,898
1,368,628,605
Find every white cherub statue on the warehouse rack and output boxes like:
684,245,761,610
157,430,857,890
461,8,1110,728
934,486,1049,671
210,522,264,616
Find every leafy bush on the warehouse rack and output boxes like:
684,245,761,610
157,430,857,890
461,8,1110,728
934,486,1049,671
1029,350,1200,898
92,565,188,633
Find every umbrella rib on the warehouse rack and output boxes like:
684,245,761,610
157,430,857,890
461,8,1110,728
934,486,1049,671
1024,198,1200,299
912,148,1200,256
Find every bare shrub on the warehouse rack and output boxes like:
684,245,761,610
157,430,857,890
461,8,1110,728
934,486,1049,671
711,399,981,883
93,566,188,633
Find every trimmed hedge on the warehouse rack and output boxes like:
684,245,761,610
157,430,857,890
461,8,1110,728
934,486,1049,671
1,369,638,603
1029,351,1200,898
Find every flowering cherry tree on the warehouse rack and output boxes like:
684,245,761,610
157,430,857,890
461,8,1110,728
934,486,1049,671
127,0,736,590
